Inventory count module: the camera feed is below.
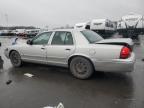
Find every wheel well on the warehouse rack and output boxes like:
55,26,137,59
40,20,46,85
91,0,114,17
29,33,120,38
9,50,17,57
68,55,95,70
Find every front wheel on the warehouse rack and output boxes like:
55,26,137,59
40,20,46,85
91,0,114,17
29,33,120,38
70,57,94,79
10,51,22,67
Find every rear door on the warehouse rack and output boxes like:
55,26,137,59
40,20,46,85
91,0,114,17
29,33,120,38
46,31,75,65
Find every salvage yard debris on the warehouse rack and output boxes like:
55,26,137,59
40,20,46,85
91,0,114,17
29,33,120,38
43,102,64,108
6,80,12,85
24,73,34,77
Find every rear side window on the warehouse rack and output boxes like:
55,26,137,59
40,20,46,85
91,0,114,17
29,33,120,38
51,31,73,45
81,30,103,43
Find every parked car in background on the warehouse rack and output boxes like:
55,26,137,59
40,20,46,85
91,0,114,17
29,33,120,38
15,29,26,37
0,30,15,36
4,29,135,79
25,29,40,38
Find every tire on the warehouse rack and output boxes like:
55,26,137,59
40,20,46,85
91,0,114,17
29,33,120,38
70,57,94,79
10,51,22,67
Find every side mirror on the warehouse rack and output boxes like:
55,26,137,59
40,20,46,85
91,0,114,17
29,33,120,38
27,40,32,45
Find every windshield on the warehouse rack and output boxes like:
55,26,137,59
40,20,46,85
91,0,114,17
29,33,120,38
81,30,103,43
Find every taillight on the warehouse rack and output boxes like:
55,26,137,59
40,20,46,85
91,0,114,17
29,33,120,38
120,46,131,59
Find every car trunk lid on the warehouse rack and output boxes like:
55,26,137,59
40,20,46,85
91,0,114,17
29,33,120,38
95,38,134,51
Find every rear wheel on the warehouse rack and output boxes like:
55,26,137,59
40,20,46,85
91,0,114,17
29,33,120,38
10,51,22,67
70,57,94,79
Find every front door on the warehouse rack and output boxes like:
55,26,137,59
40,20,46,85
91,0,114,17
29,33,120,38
21,32,52,63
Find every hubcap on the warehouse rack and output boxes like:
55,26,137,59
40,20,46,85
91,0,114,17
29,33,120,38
75,61,88,74
11,52,20,64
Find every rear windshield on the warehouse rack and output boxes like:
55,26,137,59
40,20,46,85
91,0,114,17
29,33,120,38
81,30,103,43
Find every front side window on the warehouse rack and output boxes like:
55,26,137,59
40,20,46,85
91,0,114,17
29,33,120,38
81,30,103,43
51,31,73,45
32,32,52,45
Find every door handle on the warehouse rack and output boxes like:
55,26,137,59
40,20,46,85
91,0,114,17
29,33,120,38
65,48,71,51
41,47,45,50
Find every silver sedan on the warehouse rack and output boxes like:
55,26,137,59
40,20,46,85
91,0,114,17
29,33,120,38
5,29,135,79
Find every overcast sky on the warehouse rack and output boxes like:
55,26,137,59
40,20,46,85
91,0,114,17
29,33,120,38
0,0,143,28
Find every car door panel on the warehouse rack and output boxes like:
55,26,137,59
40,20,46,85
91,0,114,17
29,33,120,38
21,45,47,63
46,45,75,64
20,32,52,63
46,31,75,65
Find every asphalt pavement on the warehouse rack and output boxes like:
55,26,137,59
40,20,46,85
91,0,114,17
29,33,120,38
0,37,144,108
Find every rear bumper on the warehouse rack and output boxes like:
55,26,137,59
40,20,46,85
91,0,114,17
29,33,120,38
93,53,135,72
